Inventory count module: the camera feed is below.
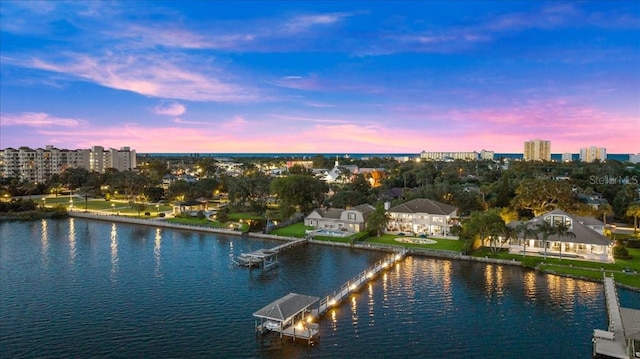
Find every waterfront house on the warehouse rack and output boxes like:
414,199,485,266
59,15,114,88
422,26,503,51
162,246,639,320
386,198,458,236
506,209,613,263
304,204,375,233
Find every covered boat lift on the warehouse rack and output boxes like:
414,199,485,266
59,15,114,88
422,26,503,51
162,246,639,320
253,293,320,344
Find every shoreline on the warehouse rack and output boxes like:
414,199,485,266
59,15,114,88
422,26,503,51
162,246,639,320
66,211,638,292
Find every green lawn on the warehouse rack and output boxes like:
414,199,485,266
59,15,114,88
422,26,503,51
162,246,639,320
229,212,263,220
270,223,314,238
366,234,464,252
43,197,172,215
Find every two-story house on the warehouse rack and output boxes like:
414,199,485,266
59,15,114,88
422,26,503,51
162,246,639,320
386,198,458,236
304,204,376,233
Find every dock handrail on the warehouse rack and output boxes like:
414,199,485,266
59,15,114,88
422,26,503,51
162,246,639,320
317,249,407,315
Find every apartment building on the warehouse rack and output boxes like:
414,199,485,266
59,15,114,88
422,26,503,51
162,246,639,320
0,145,136,183
523,139,551,161
579,146,607,162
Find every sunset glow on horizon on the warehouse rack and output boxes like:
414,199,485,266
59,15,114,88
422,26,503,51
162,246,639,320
1,1,639,154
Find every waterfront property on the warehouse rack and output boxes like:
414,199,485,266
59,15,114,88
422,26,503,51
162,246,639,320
304,204,375,233
3,218,639,358
386,198,458,236
593,276,640,358
506,209,614,263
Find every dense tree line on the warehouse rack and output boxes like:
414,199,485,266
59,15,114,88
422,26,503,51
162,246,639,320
1,156,638,227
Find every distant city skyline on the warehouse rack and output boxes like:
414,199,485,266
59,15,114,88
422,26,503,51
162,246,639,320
1,1,639,153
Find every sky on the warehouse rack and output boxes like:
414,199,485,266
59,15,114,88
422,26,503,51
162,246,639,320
1,1,639,154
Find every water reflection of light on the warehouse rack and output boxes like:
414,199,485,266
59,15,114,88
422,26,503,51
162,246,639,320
351,295,358,328
441,261,452,293
110,223,118,279
524,271,537,302
68,218,76,265
40,219,49,263
330,310,337,331
154,228,162,278
367,283,374,322
382,272,389,305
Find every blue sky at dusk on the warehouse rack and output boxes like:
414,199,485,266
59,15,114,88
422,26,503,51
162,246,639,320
1,1,638,154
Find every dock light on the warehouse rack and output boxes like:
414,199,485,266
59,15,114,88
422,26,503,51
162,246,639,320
328,299,337,307
349,283,357,290
382,262,389,268
395,254,402,261
367,271,374,279
297,322,305,330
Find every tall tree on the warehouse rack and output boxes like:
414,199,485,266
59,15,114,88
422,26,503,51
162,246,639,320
367,204,389,237
515,222,537,258
512,178,574,216
626,203,640,233
270,175,328,218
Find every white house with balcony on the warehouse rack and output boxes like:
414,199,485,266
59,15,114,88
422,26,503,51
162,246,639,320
304,204,375,233
506,209,613,263
386,198,458,236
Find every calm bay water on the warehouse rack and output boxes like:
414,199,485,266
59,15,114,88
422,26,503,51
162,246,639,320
1,219,639,359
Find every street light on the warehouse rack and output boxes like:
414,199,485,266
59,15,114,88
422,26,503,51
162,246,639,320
111,203,115,214
156,204,160,216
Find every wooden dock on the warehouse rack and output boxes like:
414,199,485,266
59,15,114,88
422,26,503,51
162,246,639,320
254,249,408,344
232,238,307,269
314,249,408,316
592,276,635,359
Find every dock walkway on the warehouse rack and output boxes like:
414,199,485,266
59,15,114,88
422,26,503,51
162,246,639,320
233,238,307,268
593,276,628,359
255,249,408,344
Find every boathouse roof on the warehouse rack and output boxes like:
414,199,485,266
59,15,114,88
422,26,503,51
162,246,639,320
253,293,319,323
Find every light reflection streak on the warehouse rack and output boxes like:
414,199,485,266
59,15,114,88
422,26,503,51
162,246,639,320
154,228,162,278
367,283,375,325
40,219,49,264
351,295,358,329
68,218,76,265
110,223,118,279
382,272,388,305
524,271,537,302
330,309,337,331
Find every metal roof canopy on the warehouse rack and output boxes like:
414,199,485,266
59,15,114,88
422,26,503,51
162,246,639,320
253,293,319,323
621,307,640,341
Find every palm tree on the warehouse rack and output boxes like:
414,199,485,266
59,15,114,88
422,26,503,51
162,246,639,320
515,222,537,259
535,220,556,259
554,221,576,261
626,204,640,233
597,204,613,225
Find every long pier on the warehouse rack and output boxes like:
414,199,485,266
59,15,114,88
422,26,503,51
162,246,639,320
314,249,408,316
592,276,629,359
254,249,408,344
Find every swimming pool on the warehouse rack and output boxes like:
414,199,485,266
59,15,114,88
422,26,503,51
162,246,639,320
309,229,350,237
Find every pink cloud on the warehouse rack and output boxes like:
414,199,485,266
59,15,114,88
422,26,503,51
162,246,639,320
0,112,86,127
154,101,186,116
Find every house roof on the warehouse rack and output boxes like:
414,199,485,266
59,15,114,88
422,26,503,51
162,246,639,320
388,198,457,216
510,209,611,246
573,215,604,227
310,204,375,220
352,203,375,214
253,293,319,322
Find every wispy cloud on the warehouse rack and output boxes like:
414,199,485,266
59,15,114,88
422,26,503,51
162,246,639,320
18,53,259,102
173,118,209,125
270,113,350,124
0,112,86,127
154,101,186,116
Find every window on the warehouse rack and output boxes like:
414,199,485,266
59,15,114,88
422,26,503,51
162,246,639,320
348,213,356,221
